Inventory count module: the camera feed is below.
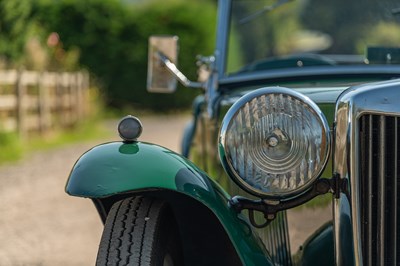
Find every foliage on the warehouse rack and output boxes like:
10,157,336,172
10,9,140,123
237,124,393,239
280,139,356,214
0,0,34,66
227,0,301,72
0,0,81,70
124,0,217,111
300,0,400,54
357,22,400,54
36,0,217,110
0,0,217,110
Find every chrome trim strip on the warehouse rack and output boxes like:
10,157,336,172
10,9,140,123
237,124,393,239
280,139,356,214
334,78,400,265
366,115,373,265
378,116,386,265
220,65,400,85
393,118,398,264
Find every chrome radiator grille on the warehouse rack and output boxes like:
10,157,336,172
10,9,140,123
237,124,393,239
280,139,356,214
263,211,292,266
359,114,400,265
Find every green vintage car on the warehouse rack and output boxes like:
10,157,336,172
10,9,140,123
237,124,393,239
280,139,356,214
66,0,400,265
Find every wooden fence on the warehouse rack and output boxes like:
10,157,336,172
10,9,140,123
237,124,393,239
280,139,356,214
0,69,89,138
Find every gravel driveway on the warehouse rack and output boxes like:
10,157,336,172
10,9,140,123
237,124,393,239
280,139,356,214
0,114,190,266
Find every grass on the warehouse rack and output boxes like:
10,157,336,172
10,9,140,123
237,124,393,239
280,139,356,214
0,116,113,165
30,123,111,151
0,131,23,163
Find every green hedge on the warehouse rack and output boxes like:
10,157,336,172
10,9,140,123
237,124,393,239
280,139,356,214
40,0,217,110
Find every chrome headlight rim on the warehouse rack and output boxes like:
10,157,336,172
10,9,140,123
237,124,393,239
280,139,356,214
219,87,331,199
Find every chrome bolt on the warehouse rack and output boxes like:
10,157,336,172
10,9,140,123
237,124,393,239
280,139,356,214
267,136,279,147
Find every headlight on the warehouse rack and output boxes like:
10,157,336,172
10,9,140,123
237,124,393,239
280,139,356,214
219,87,330,199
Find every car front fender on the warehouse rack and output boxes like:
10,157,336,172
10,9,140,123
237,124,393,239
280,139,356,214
66,141,272,266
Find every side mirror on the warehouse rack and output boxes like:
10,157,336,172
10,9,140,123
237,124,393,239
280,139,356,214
147,35,178,93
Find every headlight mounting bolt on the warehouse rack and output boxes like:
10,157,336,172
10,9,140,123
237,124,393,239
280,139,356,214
266,135,279,147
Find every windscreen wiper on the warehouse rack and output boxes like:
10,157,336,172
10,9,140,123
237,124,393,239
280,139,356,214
239,0,294,25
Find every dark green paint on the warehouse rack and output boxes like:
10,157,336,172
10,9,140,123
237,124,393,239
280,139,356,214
293,222,335,265
66,141,273,265
67,142,182,197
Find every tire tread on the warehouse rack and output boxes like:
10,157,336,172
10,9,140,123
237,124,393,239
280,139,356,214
96,196,176,266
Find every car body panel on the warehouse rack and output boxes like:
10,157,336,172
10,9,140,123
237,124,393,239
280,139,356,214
66,141,273,265
293,222,335,266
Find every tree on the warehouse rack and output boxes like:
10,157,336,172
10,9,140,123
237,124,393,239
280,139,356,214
0,0,35,66
36,0,217,110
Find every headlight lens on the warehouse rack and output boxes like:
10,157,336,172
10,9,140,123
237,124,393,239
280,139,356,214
219,87,330,199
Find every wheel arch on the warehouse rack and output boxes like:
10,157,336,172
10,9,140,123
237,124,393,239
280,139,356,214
66,141,272,265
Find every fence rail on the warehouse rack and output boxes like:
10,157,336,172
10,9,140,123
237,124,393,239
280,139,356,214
0,69,89,137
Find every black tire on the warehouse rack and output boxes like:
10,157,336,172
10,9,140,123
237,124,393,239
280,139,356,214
96,196,183,266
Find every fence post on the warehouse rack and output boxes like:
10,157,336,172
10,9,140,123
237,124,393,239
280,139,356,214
83,71,89,115
67,73,74,126
15,69,26,138
55,72,63,128
38,72,51,134
74,73,81,124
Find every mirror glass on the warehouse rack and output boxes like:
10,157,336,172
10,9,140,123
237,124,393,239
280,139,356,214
147,35,178,93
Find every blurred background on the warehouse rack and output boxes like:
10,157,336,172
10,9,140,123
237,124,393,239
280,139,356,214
0,0,216,264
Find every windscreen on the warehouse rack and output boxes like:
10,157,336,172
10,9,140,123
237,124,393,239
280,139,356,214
227,0,400,74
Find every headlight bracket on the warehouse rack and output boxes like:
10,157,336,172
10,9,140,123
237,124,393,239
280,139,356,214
229,178,334,228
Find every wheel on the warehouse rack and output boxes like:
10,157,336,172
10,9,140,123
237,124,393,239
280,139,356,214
96,196,183,266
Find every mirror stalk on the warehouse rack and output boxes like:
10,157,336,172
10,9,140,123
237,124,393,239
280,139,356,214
157,52,204,89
